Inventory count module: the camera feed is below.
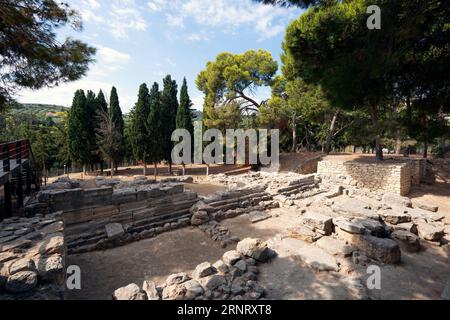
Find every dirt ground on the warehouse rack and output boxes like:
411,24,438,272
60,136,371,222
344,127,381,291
67,180,450,300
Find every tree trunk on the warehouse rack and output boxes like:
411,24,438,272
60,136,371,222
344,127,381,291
291,112,297,153
368,102,383,160
154,162,157,180
206,164,209,176
110,160,114,177
143,162,147,176
324,110,339,154
168,161,172,175
82,164,86,177
439,106,446,152
182,163,186,176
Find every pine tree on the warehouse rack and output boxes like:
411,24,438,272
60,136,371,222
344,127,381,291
130,83,151,175
67,89,90,173
160,75,178,174
147,82,163,179
176,77,194,175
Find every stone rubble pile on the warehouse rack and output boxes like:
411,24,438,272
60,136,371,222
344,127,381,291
112,237,275,300
285,190,447,266
0,212,66,300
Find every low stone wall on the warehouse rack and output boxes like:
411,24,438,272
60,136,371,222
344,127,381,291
317,160,422,195
0,212,66,299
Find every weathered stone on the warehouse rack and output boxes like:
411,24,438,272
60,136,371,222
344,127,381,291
295,245,340,272
315,236,354,257
333,218,367,234
236,238,273,262
112,283,146,300
380,208,411,225
191,210,209,226
183,279,204,299
199,274,226,291
213,260,229,274
415,202,438,212
0,252,17,263
392,222,418,235
287,225,322,243
222,250,242,266
36,254,64,282
382,193,412,208
231,284,244,295
353,235,401,264
105,223,124,239
5,271,38,293
301,211,333,235
142,280,160,300
39,221,64,235
9,258,36,275
248,211,271,223
166,272,190,286
332,198,380,220
190,201,214,214
38,233,64,255
0,239,32,253
391,230,421,253
192,262,217,279
417,222,445,242
407,207,444,222
234,260,247,272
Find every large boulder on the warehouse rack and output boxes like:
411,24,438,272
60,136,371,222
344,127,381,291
287,225,322,243
8,258,36,275
417,222,445,242
191,210,210,226
165,272,190,286
353,235,401,264
222,250,242,266
113,283,147,300
142,280,160,300
391,230,421,253
236,238,274,262
105,223,125,239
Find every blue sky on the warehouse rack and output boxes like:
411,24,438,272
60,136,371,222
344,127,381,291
18,0,302,113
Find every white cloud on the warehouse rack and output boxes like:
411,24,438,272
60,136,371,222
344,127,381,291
147,0,165,12
166,58,176,68
187,33,209,41
97,46,131,65
166,13,184,28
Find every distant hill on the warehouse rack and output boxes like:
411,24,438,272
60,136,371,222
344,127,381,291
8,103,68,121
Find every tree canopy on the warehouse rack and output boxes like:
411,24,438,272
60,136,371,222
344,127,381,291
0,0,95,111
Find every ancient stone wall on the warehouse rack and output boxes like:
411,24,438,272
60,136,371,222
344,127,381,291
317,160,416,195
0,212,66,299
25,183,198,254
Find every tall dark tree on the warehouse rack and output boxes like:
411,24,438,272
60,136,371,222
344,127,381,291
147,82,163,178
108,86,125,171
95,90,108,114
67,90,90,173
85,90,98,168
176,78,194,174
0,0,95,112
130,83,151,175
160,75,178,174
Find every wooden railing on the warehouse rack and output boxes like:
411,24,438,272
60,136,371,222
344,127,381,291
0,139,41,220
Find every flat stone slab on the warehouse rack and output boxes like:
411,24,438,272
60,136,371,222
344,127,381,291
295,245,340,272
315,236,355,257
379,208,412,225
105,223,124,239
332,198,379,220
415,202,438,212
248,211,271,223
354,235,401,264
382,193,412,208
333,218,367,234
391,230,421,253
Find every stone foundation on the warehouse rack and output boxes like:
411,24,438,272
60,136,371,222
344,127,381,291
317,159,428,195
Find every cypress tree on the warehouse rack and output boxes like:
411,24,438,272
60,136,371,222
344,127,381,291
85,90,98,170
95,90,108,114
67,89,90,173
147,82,163,179
110,86,124,136
130,83,151,175
176,77,194,175
160,75,178,174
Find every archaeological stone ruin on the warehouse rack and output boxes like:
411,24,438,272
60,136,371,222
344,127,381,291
1,156,449,300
